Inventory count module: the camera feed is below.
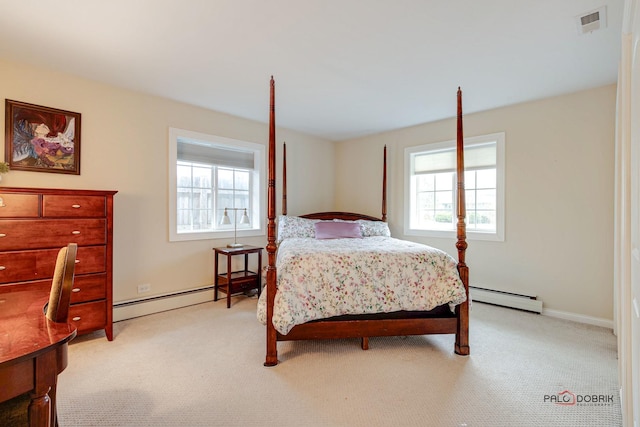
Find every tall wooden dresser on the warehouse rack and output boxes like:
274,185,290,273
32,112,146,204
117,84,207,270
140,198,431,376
0,187,117,340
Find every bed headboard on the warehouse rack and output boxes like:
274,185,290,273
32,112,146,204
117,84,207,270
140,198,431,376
300,212,383,221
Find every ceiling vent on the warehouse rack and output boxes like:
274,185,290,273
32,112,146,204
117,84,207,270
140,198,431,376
576,6,607,34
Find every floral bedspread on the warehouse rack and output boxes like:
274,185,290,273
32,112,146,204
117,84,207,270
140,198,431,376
257,236,467,335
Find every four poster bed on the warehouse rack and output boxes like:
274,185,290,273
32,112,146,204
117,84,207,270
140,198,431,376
259,77,469,366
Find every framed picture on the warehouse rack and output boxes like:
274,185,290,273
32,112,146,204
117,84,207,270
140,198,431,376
5,99,81,175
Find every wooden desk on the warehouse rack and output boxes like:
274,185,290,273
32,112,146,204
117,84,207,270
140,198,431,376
0,287,77,427
213,245,262,308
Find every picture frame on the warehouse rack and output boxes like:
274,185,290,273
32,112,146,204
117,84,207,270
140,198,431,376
5,99,81,175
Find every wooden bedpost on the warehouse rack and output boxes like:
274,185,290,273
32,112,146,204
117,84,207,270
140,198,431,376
282,142,287,216
382,145,387,222
454,87,470,356
265,77,279,366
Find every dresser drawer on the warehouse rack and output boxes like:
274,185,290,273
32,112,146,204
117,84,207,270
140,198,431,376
70,273,106,303
0,245,105,284
0,193,40,218
75,246,106,274
0,249,58,284
42,195,106,218
69,300,106,334
0,219,106,250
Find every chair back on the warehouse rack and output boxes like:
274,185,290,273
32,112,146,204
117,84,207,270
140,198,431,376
46,243,78,323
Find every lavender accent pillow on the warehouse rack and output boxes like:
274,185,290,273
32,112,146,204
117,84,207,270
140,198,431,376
314,221,363,239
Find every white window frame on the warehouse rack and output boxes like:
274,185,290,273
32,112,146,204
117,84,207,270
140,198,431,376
404,132,505,242
168,127,265,242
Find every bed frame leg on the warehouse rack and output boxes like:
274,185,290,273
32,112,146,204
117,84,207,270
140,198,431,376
265,315,279,366
264,267,279,366
361,337,369,350
454,265,470,356
265,337,278,366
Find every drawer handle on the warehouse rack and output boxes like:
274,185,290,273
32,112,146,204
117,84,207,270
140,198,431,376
72,204,81,209
0,233,5,238
72,231,81,235
75,259,80,264
72,288,81,293
0,266,5,271
72,316,81,321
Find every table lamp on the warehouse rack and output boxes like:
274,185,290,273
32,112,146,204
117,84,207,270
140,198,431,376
221,208,250,248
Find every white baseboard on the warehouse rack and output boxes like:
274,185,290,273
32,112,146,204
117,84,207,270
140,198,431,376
113,286,214,322
112,285,614,332
542,308,613,330
470,286,543,313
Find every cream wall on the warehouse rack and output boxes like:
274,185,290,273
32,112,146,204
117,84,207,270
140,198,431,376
0,59,334,303
335,85,617,322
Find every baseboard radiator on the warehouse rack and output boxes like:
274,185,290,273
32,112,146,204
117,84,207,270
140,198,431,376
113,285,215,322
470,286,543,314
113,284,543,322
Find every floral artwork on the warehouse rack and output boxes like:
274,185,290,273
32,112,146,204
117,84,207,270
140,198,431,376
5,100,80,174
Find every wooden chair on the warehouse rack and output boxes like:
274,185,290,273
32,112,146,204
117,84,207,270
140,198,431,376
0,243,78,427
46,243,78,323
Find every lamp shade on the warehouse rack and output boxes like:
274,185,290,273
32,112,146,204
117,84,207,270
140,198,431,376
240,208,250,225
220,208,232,225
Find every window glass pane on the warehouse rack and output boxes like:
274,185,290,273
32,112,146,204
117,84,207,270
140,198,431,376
177,211,190,227
473,211,495,231
434,210,453,225
476,169,496,189
218,168,234,190
192,165,212,188
417,191,434,210
416,174,434,192
476,189,496,210
177,164,192,187
234,193,250,210
190,189,211,210
435,172,453,191
177,190,191,210
435,191,452,210
464,170,476,189
218,190,234,212
465,189,476,207
466,211,477,228
234,170,250,191
191,208,209,230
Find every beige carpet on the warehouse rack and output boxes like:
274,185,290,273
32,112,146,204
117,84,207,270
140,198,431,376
57,298,622,426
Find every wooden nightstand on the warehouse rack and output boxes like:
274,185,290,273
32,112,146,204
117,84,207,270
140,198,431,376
213,245,262,308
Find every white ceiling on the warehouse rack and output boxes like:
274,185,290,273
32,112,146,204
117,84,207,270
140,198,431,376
0,0,624,141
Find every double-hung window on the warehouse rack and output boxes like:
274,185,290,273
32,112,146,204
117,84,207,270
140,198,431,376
404,132,505,241
168,128,265,242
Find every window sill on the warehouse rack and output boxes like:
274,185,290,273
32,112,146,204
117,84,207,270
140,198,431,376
170,228,264,242
404,228,504,242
